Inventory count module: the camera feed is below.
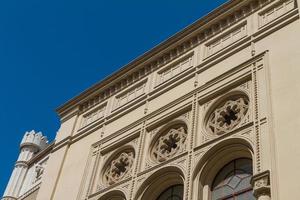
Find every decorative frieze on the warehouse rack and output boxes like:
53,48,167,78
80,69,150,113
76,0,282,115
197,0,273,43
114,82,147,110
259,0,295,27
156,55,193,86
205,23,247,57
81,104,106,128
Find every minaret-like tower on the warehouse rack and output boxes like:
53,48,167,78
2,131,48,200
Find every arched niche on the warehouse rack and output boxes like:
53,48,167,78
134,166,185,200
192,138,254,200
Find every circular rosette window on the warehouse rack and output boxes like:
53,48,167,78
151,123,188,163
103,149,135,186
206,94,249,135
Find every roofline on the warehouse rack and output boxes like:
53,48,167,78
56,0,240,115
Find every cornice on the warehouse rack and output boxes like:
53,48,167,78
18,183,41,200
27,142,54,166
56,0,260,118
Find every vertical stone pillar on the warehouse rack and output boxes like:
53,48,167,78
2,131,48,200
251,170,271,200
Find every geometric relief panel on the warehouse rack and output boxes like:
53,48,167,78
206,94,249,135
151,123,188,163
103,150,135,186
145,113,191,170
94,145,136,194
205,23,247,57
156,55,193,85
200,81,252,143
259,0,295,27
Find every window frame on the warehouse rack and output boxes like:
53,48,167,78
156,184,184,200
211,158,254,200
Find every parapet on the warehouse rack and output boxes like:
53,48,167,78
20,130,48,151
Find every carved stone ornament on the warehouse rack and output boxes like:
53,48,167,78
103,150,134,185
251,170,271,198
152,124,187,162
206,95,249,135
32,164,44,183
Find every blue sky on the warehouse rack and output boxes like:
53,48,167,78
0,0,227,195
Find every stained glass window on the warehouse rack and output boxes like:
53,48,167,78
156,184,183,200
211,158,255,200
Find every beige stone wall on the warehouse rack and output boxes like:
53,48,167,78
255,19,300,199
36,0,300,199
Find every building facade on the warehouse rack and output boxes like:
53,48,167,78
2,0,300,199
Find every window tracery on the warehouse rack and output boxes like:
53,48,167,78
156,184,183,200
206,95,249,135
211,158,254,200
151,124,187,162
103,150,134,186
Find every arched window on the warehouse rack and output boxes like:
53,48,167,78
211,158,254,200
97,190,126,200
135,166,184,200
156,185,183,200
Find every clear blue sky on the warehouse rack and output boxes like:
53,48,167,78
0,0,227,195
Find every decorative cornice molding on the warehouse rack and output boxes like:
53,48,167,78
15,161,28,168
18,183,41,200
27,143,54,166
56,0,278,118
1,196,17,200
51,136,72,153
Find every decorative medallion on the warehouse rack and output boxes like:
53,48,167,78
206,94,249,135
151,124,187,162
103,149,134,185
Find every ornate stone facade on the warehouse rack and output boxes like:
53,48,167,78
3,0,300,199
151,124,187,162
103,150,135,186
206,94,249,135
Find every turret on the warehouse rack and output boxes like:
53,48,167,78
2,131,48,200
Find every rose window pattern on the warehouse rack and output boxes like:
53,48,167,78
206,95,249,135
103,150,134,185
152,124,187,162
